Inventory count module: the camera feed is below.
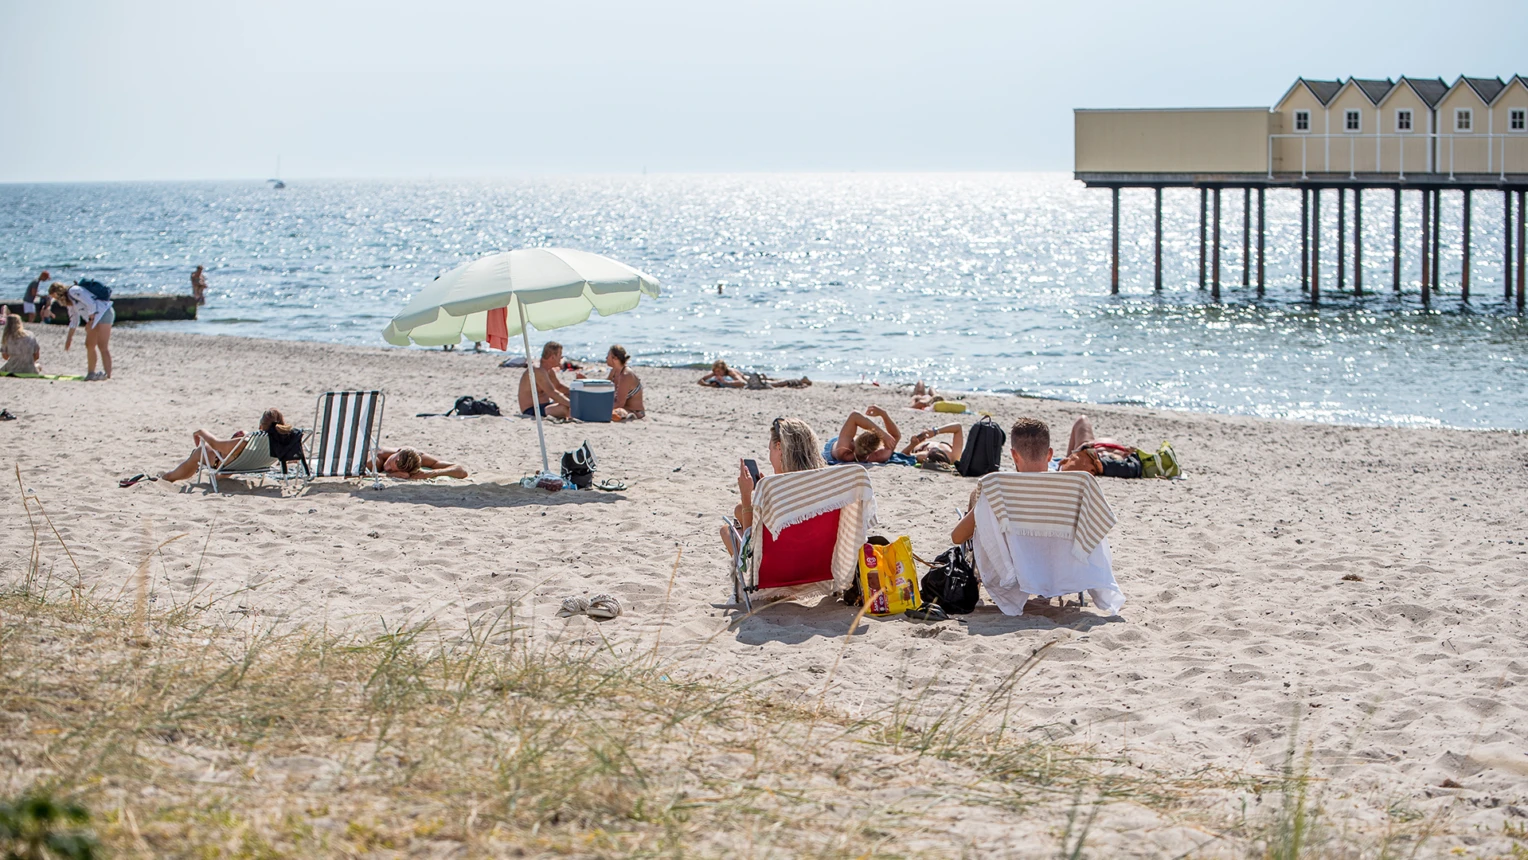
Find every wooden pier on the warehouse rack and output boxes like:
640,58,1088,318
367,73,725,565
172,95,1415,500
1082,174,1526,308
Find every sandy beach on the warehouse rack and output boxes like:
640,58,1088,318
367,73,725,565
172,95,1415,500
3,325,1527,855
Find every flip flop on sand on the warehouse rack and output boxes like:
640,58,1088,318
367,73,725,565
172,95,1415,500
593,479,626,492
904,605,949,622
556,596,590,618
0,409,16,421
118,474,157,488
586,594,622,621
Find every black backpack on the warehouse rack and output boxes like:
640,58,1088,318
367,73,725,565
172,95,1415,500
560,441,597,489
267,428,306,473
956,416,1006,477
78,279,112,302
450,396,501,416
919,544,980,614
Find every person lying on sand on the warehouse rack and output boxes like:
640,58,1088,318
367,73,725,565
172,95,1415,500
1058,414,1143,479
519,341,571,418
720,417,825,553
370,447,469,480
699,360,811,390
900,422,963,467
830,405,901,464
152,408,292,483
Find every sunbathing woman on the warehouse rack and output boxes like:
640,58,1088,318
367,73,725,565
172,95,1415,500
699,360,811,389
900,422,964,467
153,408,291,483
830,405,901,464
1057,414,1142,478
605,344,645,420
370,447,469,480
720,416,825,553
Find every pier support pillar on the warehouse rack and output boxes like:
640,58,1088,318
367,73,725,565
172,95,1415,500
1354,189,1363,294
1421,189,1432,305
1337,187,1347,291
1256,187,1266,296
1198,187,1207,289
1212,187,1222,301
1242,187,1251,287
1461,189,1471,302
1154,187,1163,292
1508,190,1516,300
1393,187,1402,292
1432,188,1442,293
1518,189,1525,310
1300,189,1310,293
1311,188,1321,303
1110,186,1120,295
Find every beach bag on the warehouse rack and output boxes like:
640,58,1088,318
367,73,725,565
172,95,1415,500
1136,441,1181,479
919,544,980,614
78,279,112,302
450,395,501,416
267,427,305,470
560,441,597,489
856,536,922,617
956,416,1006,477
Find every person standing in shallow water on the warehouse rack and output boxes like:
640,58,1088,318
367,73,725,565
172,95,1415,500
191,266,208,305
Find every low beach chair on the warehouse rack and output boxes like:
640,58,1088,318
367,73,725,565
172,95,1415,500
969,471,1126,616
727,464,876,612
196,431,277,493
305,390,386,486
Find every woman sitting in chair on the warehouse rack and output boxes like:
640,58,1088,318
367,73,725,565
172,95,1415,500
719,416,824,553
148,408,291,484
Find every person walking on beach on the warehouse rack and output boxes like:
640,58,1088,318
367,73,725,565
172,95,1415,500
49,281,114,380
190,266,208,305
22,271,49,323
518,341,571,418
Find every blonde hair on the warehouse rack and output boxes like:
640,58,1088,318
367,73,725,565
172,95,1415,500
852,431,881,461
2,315,24,344
770,418,825,474
395,448,423,474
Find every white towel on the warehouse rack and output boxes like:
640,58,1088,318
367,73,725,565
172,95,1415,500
750,464,877,590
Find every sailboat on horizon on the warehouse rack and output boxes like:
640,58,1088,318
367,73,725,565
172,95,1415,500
268,156,285,189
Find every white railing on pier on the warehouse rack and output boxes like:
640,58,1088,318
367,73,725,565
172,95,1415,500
1266,132,1522,181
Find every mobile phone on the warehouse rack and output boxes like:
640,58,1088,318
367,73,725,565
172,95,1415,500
743,458,762,484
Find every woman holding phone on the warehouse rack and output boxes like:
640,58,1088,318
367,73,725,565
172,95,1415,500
720,417,826,553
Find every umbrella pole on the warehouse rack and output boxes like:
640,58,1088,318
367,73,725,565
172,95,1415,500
518,302,553,475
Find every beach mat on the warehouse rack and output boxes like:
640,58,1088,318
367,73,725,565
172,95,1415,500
0,371,87,380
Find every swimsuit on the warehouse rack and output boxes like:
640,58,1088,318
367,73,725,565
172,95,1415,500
523,402,552,416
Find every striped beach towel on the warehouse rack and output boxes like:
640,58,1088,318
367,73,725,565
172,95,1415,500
750,464,877,590
976,471,1116,563
310,390,385,479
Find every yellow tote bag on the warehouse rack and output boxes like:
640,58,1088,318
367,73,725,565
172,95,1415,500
857,537,922,616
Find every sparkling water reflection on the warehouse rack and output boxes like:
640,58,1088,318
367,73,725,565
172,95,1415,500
1,174,1522,428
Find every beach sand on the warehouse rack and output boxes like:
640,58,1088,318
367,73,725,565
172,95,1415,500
3,326,1527,854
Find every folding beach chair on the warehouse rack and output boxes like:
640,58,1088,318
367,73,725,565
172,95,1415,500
305,390,386,485
726,464,876,613
195,431,277,493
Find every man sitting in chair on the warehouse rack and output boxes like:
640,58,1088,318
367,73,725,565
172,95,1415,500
950,417,1125,616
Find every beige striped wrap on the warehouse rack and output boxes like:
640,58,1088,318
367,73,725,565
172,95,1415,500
975,471,1117,563
750,464,877,590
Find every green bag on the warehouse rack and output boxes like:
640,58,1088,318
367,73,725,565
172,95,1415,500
1136,441,1181,479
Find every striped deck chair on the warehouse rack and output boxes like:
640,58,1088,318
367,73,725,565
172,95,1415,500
305,390,386,485
196,431,277,493
726,464,876,612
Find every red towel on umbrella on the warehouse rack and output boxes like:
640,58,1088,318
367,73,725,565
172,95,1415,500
486,306,509,351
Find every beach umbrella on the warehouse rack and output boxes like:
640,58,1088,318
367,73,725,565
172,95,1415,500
383,248,660,475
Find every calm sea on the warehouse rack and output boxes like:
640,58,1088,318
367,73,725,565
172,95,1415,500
2,174,1523,429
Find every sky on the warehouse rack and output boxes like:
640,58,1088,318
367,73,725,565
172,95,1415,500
2,0,1525,181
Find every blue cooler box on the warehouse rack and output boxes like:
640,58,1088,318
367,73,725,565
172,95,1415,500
569,380,615,422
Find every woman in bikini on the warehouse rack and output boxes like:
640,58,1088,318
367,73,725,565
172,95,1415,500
698,360,747,388
605,344,645,420
899,421,964,467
